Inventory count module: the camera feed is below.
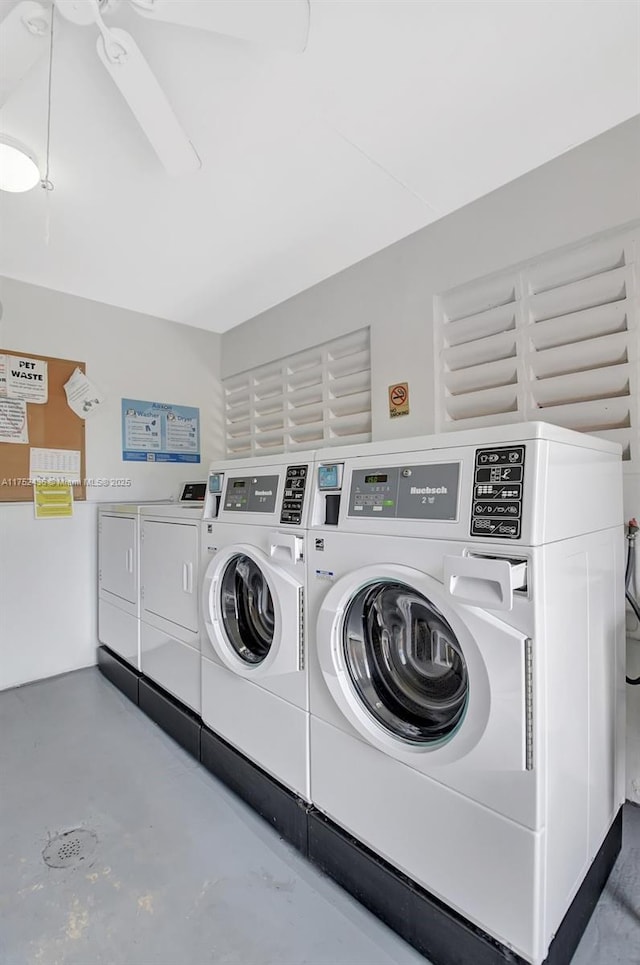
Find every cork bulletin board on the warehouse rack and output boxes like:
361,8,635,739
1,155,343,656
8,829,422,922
0,350,87,502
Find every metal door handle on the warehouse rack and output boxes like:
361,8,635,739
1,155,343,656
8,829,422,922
269,531,303,562
182,561,193,593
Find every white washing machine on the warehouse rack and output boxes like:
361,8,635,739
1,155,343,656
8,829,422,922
307,423,625,965
98,482,204,670
138,482,208,711
201,452,315,799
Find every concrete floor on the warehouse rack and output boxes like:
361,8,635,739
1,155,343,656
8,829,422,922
0,669,638,965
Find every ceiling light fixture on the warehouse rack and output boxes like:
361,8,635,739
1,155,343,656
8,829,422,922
0,6,54,197
0,136,41,193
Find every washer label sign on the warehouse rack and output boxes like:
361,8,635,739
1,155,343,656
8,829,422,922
315,569,334,581
471,446,525,539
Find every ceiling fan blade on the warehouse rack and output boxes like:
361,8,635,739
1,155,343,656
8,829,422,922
129,0,310,53
0,1,51,107
96,27,201,176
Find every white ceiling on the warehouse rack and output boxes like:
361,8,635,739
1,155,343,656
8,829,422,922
0,0,638,333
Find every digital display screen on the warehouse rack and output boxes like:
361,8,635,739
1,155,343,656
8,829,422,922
181,482,206,501
364,474,388,484
318,465,339,489
233,480,246,489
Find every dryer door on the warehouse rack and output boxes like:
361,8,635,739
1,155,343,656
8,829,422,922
100,514,137,605
202,544,303,679
317,563,529,769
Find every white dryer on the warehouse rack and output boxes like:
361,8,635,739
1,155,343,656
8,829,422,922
306,424,625,965
98,482,203,670
201,453,315,799
138,482,207,712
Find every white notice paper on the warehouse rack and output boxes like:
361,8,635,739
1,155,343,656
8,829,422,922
29,447,81,483
7,355,48,404
0,355,7,397
63,367,105,419
0,399,28,443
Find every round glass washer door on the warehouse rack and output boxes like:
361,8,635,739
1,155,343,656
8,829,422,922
219,554,275,665
343,581,468,745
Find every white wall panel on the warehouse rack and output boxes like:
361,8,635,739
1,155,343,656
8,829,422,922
0,280,223,690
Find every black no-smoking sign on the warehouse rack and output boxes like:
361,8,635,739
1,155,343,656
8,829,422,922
388,382,409,418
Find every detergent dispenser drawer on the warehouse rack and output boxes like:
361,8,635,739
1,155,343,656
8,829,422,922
443,554,527,611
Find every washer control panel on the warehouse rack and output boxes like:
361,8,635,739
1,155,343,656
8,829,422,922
348,463,460,520
224,475,279,513
471,446,525,539
280,464,309,525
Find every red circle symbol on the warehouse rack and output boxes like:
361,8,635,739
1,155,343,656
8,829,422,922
390,384,407,406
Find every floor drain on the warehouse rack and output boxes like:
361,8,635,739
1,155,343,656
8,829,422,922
43,829,98,869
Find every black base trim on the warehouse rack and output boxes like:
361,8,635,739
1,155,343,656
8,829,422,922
544,806,622,965
308,809,524,965
95,650,622,964
308,806,623,965
97,645,140,705
138,678,201,761
200,726,309,856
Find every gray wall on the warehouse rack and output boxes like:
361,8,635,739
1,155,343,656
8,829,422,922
223,115,640,443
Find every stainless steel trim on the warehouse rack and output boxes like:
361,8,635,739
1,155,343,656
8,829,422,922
525,637,534,771
298,586,305,671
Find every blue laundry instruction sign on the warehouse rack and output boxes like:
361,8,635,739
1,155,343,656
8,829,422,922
121,399,200,463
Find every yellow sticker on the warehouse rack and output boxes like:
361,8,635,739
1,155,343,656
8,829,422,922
34,481,74,519
388,382,409,418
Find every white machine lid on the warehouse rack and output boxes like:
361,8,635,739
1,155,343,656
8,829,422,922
99,480,206,515
98,499,173,514
139,503,203,519
207,450,318,473
314,421,621,463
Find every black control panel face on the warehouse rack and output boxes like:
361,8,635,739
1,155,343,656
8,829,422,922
471,446,525,539
180,481,206,502
280,465,309,525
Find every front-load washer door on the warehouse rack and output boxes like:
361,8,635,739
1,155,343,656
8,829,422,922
343,581,468,745
202,544,303,679
317,563,529,770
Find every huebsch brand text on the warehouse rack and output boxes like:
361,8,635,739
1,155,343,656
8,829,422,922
410,486,448,495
